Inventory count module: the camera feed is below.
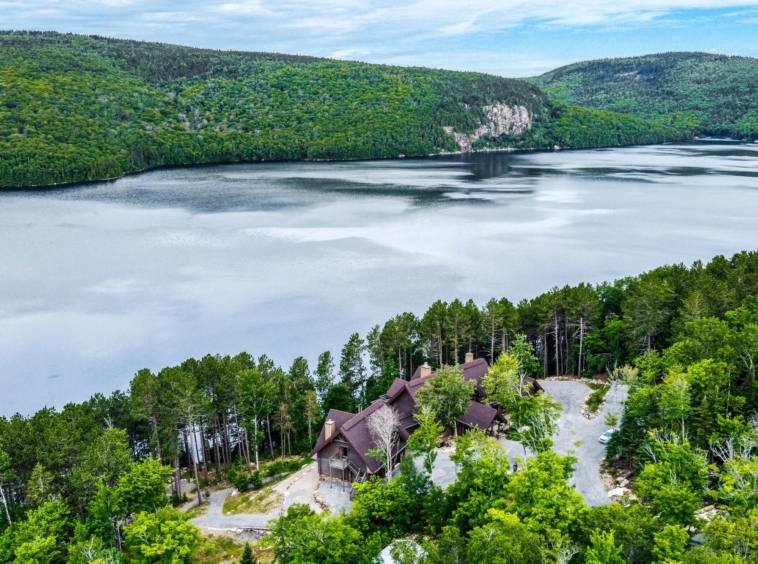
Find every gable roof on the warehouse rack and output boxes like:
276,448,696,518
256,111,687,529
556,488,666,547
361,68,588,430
458,400,500,430
340,399,394,474
310,403,390,474
310,408,355,456
312,356,540,474
385,378,407,400
460,357,490,395
526,377,545,395
411,357,490,387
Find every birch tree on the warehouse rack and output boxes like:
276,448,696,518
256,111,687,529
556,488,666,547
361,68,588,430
367,405,400,475
239,369,276,470
566,283,600,377
659,371,692,438
445,300,467,365
0,448,15,524
483,353,527,409
520,394,562,455
171,369,205,505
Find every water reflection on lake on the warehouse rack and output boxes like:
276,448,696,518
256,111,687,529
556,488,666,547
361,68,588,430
2,141,758,414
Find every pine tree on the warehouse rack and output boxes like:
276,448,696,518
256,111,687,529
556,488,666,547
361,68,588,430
339,333,366,407
240,542,257,564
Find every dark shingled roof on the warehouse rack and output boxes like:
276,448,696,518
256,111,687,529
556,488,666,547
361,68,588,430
312,356,542,475
460,358,490,396
411,358,490,391
341,399,390,473
458,400,499,430
407,375,436,399
310,408,354,456
526,377,545,395
386,378,407,399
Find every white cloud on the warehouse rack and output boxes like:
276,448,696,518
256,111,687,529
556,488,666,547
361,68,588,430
4,0,758,74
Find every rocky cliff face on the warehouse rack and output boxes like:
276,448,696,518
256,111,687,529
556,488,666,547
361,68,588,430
444,104,532,152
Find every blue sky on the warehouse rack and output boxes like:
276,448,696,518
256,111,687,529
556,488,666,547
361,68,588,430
2,1,758,76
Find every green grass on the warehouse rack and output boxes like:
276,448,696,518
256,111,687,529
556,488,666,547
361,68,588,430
585,384,611,414
223,481,283,516
194,535,273,564
185,501,210,519
222,455,313,515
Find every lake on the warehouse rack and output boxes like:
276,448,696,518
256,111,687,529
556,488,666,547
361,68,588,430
2,141,758,415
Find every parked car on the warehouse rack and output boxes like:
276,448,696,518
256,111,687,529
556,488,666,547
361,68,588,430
599,429,618,444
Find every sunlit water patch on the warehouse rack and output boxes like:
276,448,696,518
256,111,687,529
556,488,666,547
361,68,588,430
2,142,758,414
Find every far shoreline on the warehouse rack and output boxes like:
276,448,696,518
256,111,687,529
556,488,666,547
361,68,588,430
3,137,738,194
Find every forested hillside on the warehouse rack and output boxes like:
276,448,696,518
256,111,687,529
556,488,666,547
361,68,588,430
531,52,758,140
2,249,758,563
0,31,683,188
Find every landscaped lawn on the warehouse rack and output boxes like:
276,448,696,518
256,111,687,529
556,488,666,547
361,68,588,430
223,482,283,515
185,501,210,519
194,535,273,564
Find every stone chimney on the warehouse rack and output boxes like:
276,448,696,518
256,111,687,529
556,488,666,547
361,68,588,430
465,352,474,364
420,363,432,378
325,419,335,440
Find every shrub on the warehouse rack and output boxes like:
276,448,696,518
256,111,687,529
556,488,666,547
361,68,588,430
586,386,610,414
250,470,263,490
227,463,252,493
266,461,286,479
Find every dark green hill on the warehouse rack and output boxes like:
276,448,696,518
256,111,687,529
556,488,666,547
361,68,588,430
531,52,758,140
0,31,684,188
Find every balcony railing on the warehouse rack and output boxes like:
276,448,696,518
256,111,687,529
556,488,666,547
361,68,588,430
329,454,350,470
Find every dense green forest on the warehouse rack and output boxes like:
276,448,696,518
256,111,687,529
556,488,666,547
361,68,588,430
0,31,684,188
2,249,758,563
531,52,758,140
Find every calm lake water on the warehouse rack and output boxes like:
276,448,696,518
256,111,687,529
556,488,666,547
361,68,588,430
2,141,758,415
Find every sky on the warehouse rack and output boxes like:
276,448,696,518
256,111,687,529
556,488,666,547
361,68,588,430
2,0,758,76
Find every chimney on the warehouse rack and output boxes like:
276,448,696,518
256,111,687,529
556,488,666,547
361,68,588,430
465,352,474,364
325,419,335,440
420,363,432,378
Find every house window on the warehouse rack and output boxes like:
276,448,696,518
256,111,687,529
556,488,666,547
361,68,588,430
340,446,348,458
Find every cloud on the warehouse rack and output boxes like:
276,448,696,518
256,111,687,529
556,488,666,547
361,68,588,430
4,0,758,75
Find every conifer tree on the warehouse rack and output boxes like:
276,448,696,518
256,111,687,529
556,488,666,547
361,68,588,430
240,542,256,564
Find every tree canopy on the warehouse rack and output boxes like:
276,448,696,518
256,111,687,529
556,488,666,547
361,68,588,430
0,31,687,188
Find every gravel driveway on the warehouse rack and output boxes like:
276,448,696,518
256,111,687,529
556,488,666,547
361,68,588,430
541,379,627,506
192,381,625,530
190,463,322,530
421,379,626,506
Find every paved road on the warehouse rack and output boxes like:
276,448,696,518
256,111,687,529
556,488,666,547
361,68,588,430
541,379,627,506
190,463,323,530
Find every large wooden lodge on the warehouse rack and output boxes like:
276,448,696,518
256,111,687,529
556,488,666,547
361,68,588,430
311,354,543,484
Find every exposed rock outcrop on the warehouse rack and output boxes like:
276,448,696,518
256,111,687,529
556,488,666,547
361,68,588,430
444,104,532,152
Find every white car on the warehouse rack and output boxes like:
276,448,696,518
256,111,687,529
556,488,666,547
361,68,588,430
599,429,618,444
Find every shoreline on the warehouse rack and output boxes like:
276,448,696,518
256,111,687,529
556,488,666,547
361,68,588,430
3,135,738,193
